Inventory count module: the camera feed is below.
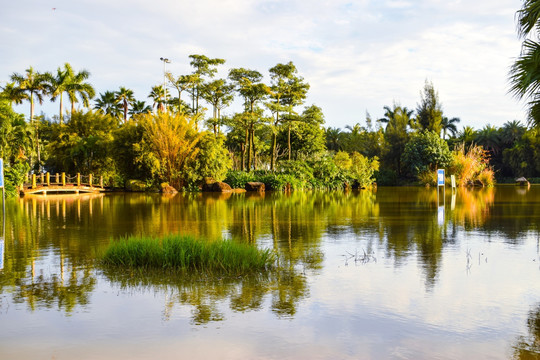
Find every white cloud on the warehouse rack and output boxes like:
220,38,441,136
0,0,526,128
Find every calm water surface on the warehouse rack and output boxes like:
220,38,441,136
0,187,539,359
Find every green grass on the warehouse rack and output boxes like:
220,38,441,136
101,234,275,275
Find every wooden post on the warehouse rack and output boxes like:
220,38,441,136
100,176,103,188
56,173,59,184
32,174,36,189
77,173,81,186
89,174,93,187
62,172,66,186
46,172,50,186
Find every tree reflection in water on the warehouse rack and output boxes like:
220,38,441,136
513,303,540,359
102,268,308,324
1,186,537,320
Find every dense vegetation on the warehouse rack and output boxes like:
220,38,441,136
1,41,540,194
101,234,275,275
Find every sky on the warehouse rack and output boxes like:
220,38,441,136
0,0,528,130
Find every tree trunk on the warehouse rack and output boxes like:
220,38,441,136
247,124,252,172
270,133,276,171
288,122,291,160
59,93,64,124
251,128,256,171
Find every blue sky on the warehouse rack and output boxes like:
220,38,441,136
0,0,526,130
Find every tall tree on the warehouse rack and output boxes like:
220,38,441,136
509,0,540,126
201,79,234,136
383,104,412,176
116,87,135,123
46,63,72,123
415,80,443,135
10,66,48,123
188,54,225,114
0,82,25,107
64,67,95,113
148,85,169,113
228,68,270,171
129,100,152,116
268,62,309,167
166,72,198,113
10,67,49,168
94,91,122,118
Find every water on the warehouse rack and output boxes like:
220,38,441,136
0,187,539,359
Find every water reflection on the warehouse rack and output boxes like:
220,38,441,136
513,303,540,359
102,268,308,324
0,187,539,316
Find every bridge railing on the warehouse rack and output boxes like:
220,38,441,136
23,172,104,189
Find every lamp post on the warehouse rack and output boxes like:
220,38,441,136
159,57,171,106
159,57,170,88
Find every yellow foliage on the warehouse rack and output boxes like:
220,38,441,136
141,112,202,189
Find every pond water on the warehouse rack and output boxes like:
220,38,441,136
0,186,539,359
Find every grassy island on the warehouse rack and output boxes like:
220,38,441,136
101,234,275,275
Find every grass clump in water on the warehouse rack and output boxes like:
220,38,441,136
101,234,275,275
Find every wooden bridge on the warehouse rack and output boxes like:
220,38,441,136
21,172,106,196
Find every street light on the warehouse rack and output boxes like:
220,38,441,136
160,57,170,87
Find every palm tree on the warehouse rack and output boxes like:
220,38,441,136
325,127,343,151
10,66,49,123
441,116,460,139
46,63,77,123
148,85,169,112
509,1,540,126
475,125,501,155
115,87,135,123
129,101,152,116
10,67,49,169
501,120,526,145
0,82,25,106
65,68,95,113
94,91,121,117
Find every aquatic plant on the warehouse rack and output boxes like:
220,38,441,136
101,234,275,275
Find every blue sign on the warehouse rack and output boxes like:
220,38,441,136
437,169,445,186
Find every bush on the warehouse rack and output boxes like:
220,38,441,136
402,130,452,178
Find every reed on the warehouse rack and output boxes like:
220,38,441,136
101,234,275,275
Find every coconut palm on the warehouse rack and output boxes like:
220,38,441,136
441,116,460,139
325,127,343,151
148,85,169,112
129,100,152,116
115,87,135,123
65,68,95,113
509,0,540,126
0,82,25,106
475,125,502,155
10,66,49,123
94,91,121,117
46,63,81,123
501,120,526,145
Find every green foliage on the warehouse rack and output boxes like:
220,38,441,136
402,130,452,179
225,170,257,188
349,152,379,188
101,234,275,275
45,110,117,182
415,80,443,135
185,133,232,184
111,119,160,186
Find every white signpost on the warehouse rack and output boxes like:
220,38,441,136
437,169,445,226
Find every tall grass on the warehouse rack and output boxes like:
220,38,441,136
101,234,275,275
